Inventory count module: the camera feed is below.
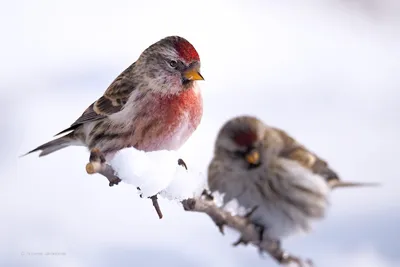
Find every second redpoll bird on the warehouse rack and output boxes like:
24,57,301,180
24,36,204,185
207,115,379,242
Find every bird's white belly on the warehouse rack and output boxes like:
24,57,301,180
237,188,308,240
216,165,330,240
218,184,304,240
162,111,192,150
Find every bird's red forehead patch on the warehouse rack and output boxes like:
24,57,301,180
233,131,258,147
175,39,200,62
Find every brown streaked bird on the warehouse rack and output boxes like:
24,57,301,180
208,115,379,242
24,36,204,183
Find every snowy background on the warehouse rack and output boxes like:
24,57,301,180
1,0,400,266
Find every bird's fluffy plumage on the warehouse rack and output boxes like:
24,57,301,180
208,115,374,240
26,36,204,159
208,156,329,240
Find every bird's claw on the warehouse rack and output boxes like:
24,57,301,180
232,236,249,246
108,177,121,187
201,189,214,201
88,148,106,163
253,223,265,243
211,216,225,235
232,222,264,249
201,189,224,233
217,223,225,235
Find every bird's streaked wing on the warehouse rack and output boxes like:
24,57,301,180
54,63,137,136
274,128,340,182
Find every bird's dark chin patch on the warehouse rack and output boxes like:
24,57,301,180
181,78,194,89
247,162,261,170
182,78,191,86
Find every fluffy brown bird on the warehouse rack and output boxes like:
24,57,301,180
24,36,204,184
208,115,378,241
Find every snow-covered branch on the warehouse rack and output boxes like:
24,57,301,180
87,147,206,219
87,147,313,266
182,193,313,267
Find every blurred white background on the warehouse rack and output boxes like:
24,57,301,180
1,0,400,266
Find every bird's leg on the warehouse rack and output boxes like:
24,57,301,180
244,206,264,244
85,148,121,187
254,223,265,244
232,206,264,247
232,236,249,246
232,223,265,248
198,189,224,233
211,214,226,235
201,189,214,201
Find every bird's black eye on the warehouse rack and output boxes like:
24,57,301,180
169,60,178,68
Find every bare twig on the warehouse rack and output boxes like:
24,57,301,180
86,148,164,218
85,151,311,265
86,150,192,220
137,186,163,219
181,196,313,267
150,195,163,219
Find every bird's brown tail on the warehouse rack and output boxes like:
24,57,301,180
21,133,76,157
328,179,380,190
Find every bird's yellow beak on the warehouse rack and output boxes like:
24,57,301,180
246,150,260,165
183,67,204,81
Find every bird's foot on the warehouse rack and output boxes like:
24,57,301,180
199,189,222,232
107,176,122,187
232,222,264,247
198,191,224,233
232,206,266,253
214,219,225,235
201,189,214,201
86,148,121,187
254,223,265,244
232,237,249,246
242,206,264,242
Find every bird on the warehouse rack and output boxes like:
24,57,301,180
24,36,204,184
207,115,378,242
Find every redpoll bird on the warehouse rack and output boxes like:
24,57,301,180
25,36,204,184
207,115,378,242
